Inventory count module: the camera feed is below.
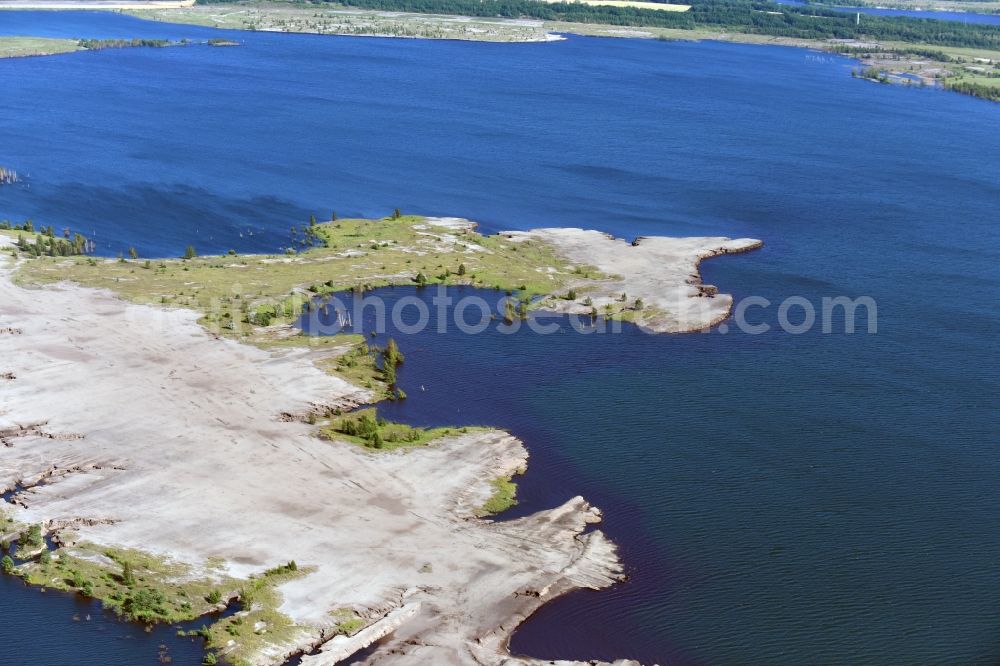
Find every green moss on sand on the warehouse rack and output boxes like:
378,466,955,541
477,475,519,516
320,408,489,451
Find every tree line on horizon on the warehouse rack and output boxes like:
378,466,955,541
199,0,1000,49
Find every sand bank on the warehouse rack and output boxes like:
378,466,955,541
0,236,630,664
505,227,763,333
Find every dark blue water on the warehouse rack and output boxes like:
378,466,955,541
776,0,1000,24
1,10,999,666
0,557,224,666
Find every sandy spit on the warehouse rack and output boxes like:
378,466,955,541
504,227,762,333
0,237,632,665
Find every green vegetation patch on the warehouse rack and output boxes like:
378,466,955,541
476,475,520,516
944,69,1000,101
2,534,314,666
12,214,577,345
200,560,311,666
329,607,367,636
1,221,91,257
0,36,189,61
0,37,80,59
78,38,174,50
320,408,487,450
16,543,237,624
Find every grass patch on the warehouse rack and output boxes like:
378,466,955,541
251,331,365,350
7,542,313,666
329,607,367,636
477,475,519,517
324,339,389,397
320,408,486,450
11,215,580,342
0,37,80,59
16,543,236,624
202,561,311,666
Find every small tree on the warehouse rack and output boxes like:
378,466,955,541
566,289,577,300
634,298,644,310
183,245,197,260
23,523,43,549
382,358,397,386
309,214,317,227
122,560,136,587
414,272,427,287
391,208,402,220
331,211,337,221
457,263,467,276
385,338,404,366
1,555,14,574
128,247,138,260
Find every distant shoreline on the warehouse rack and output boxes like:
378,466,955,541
2,0,994,101
0,0,193,8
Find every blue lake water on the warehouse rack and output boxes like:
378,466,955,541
0,573,210,665
0,539,232,666
1,10,999,666
775,0,1000,24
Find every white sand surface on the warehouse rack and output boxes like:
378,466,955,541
506,228,762,332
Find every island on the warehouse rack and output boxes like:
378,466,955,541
0,215,760,665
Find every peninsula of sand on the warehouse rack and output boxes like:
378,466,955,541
0,217,760,665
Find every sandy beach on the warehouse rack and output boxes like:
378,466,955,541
506,228,763,333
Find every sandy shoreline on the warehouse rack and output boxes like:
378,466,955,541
0,234,636,664
507,227,763,333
